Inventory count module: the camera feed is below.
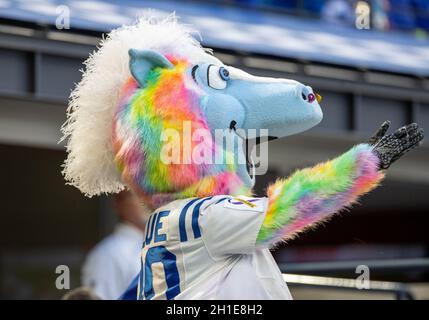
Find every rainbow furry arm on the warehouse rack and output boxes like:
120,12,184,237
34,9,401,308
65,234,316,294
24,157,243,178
256,144,385,246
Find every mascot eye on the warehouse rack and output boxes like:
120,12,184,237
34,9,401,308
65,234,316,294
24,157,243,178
207,65,228,90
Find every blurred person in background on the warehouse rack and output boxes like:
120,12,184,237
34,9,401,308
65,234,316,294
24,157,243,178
411,0,429,38
322,0,356,27
371,0,390,31
81,191,149,300
303,0,326,16
388,0,416,31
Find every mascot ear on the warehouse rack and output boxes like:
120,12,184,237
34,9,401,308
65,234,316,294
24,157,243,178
128,49,173,87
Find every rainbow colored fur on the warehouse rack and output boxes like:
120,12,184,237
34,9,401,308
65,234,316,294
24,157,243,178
257,144,384,246
113,57,250,209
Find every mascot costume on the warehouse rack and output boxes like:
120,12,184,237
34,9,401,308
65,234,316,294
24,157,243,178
62,16,424,300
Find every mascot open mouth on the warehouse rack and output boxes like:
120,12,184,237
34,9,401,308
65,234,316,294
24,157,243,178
244,136,278,176
229,120,278,175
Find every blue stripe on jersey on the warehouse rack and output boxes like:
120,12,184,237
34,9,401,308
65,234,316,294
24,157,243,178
192,197,213,239
215,197,228,204
179,198,200,242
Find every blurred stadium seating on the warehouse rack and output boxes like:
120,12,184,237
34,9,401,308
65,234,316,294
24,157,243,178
210,0,429,34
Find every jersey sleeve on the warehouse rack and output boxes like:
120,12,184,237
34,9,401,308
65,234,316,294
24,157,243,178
199,196,268,260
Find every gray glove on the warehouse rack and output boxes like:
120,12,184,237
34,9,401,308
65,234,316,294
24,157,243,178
368,121,424,170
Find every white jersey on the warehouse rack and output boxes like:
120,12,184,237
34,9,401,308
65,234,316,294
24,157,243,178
137,195,292,300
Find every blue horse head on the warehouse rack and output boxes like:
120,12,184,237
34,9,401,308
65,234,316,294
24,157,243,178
126,49,323,193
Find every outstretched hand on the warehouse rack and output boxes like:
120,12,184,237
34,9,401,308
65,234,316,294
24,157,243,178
368,121,424,170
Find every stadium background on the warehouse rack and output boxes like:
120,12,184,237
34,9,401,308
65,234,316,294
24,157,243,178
0,0,428,299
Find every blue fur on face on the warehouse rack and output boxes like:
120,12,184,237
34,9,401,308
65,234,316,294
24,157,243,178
129,50,323,189
193,62,323,139
188,61,323,188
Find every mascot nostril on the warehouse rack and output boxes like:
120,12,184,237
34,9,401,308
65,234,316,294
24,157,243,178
61,15,424,300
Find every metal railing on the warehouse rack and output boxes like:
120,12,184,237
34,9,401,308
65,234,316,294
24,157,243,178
279,258,429,274
283,273,414,300
280,258,429,300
